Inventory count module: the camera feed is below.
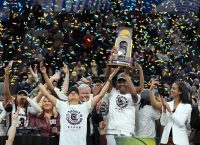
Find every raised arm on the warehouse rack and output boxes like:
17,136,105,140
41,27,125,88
40,63,60,98
30,66,57,106
61,62,69,94
105,65,112,81
6,111,18,145
32,90,43,103
135,63,144,93
40,63,55,92
92,67,119,108
149,80,162,112
104,47,117,93
30,81,53,103
3,63,13,106
26,97,41,114
124,70,139,103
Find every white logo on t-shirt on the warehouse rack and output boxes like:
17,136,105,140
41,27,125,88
116,95,128,109
66,110,83,126
18,113,28,127
100,101,109,116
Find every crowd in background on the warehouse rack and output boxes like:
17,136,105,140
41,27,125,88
0,1,199,96
0,1,199,145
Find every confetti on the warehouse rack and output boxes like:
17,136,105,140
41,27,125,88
0,0,198,87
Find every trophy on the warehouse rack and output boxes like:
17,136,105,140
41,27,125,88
108,26,133,68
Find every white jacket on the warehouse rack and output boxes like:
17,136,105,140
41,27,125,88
160,100,192,145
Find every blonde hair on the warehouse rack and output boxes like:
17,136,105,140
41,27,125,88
38,97,58,118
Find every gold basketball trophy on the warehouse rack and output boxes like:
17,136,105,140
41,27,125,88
108,26,133,68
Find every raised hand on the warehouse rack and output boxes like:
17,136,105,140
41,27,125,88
29,66,38,81
51,70,61,82
111,47,117,55
4,66,11,76
8,60,13,67
40,62,46,74
80,77,90,84
62,62,69,75
150,80,159,91
161,95,171,111
124,64,130,75
109,67,120,80
135,62,142,70
4,61,13,75
110,47,117,61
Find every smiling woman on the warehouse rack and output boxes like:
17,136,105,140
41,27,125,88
29,97,60,137
149,80,192,145
160,81,192,145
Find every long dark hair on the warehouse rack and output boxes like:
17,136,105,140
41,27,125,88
14,95,29,118
175,81,191,104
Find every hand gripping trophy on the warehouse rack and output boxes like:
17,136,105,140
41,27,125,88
108,26,133,68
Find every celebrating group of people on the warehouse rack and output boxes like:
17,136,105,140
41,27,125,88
0,0,199,145
0,55,199,145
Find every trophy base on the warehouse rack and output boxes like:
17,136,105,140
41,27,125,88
107,62,133,69
107,63,128,67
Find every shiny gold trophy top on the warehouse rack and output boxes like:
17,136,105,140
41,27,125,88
108,26,133,68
